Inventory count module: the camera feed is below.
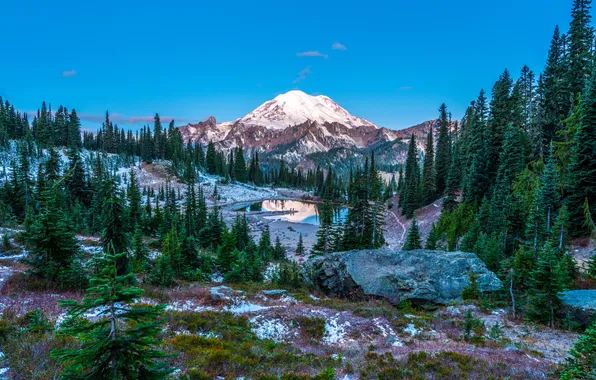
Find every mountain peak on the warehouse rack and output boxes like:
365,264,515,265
239,90,377,130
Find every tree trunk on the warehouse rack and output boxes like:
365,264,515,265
559,220,565,250
110,302,118,378
509,270,516,319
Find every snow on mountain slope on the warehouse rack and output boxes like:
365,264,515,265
239,90,377,130
179,90,403,165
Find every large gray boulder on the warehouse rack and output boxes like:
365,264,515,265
303,249,502,305
560,290,596,327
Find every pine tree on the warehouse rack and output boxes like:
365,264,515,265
231,214,251,251
101,179,131,275
312,198,334,255
566,0,594,102
538,26,568,153
258,224,272,259
368,152,386,248
296,233,305,255
403,216,422,251
273,236,286,261
542,144,561,233
217,230,237,273
26,188,81,288
67,109,82,149
199,207,223,248
45,148,61,182
233,146,248,182
153,113,163,159
132,225,148,263
551,205,571,251
561,321,596,379
127,169,142,229
464,91,491,203
435,104,451,194
567,68,596,235
161,227,186,278
421,126,436,204
402,134,420,218
52,253,171,378
150,253,175,287
425,223,440,250
528,241,565,327
206,141,217,174
65,148,89,206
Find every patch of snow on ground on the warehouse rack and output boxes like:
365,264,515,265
374,318,393,337
0,253,25,261
374,318,404,347
323,315,350,345
249,315,294,342
263,263,279,282
225,302,272,315
280,295,298,304
210,273,224,283
165,301,214,313
404,323,420,336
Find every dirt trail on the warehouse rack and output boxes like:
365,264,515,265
383,196,443,250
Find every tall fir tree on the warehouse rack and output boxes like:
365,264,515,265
567,68,596,235
435,104,451,194
296,233,305,256
26,188,81,288
403,215,422,251
566,0,594,103
528,241,565,328
206,140,217,175
402,134,420,218
101,178,131,275
421,126,436,204
233,146,248,182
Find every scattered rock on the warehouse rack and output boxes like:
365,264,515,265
261,289,288,296
303,249,502,305
209,286,234,301
505,344,520,352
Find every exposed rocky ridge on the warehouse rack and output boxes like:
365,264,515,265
180,117,399,165
179,91,458,167
303,249,502,305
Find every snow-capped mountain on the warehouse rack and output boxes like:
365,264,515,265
239,90,377,130
179,90,400,165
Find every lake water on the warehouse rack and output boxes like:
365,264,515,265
235,200,348,226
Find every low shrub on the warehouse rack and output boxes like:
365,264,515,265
294,316,326,341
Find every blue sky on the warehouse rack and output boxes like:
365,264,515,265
1,0,572,131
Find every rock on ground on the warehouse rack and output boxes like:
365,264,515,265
560,289,596,327
209,286,235,301
303,249,502,305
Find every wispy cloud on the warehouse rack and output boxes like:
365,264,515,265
332,42,347,51
293,66,312,84
296,51,328,59
399,86,413,91
62,69,77,77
